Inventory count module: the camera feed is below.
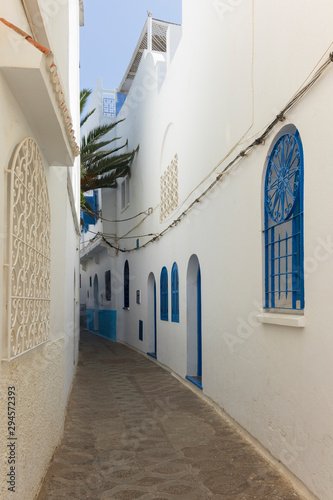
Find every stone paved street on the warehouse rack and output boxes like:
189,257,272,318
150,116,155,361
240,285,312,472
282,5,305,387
36,331,304,500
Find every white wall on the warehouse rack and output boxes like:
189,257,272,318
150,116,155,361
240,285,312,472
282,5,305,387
79,2,333,499
0,1,80,498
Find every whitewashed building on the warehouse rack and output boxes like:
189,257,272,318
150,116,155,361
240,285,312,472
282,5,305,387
0,1,81,499
80,1,333,499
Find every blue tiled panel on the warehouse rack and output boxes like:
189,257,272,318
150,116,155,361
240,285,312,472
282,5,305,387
85,309,117,341
98,310,117,341
86,308,94,332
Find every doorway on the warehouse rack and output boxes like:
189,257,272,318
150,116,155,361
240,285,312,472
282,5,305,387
147,272,157,358
93,274,99,331
186,255,202,389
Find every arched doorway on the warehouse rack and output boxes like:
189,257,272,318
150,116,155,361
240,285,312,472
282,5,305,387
186,255,202,389
93,274,99,331
147,272,157,358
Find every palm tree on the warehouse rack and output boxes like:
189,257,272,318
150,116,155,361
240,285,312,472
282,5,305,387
80,88,137,213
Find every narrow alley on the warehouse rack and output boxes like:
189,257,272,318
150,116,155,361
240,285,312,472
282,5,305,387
36,331,303,500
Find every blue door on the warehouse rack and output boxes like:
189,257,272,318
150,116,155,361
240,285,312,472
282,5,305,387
186,256,202,389
197,267,202,378
147,273,157,359
154,280,157,354
93,274,99,331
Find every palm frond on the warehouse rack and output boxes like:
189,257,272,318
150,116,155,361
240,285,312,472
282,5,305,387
79,87,138,220
82,168,129,192
84,120,125,146
83,152,135,178
80,108,95,128
82,142,128,168
80,88,92,115
81,138,123,162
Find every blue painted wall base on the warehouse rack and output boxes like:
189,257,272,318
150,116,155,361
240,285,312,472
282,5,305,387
86,309,117,341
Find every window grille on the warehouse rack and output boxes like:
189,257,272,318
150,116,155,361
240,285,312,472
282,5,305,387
124,260,130,308
160,154,178,222
4,138,51,360
103,95,115,117
105,270,111,301
160,267,168,320
264,129,304,310
171,262,179,322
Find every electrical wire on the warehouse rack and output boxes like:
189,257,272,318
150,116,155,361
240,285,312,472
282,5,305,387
82,207,153,223
160,3,256,226
82,50,333,254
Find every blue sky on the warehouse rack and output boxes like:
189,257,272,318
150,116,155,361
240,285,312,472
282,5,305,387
80,0,182,92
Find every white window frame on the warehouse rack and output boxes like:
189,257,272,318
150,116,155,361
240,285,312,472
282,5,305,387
120,175,130,212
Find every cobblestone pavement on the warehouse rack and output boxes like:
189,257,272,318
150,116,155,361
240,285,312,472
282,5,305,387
36,331,304,500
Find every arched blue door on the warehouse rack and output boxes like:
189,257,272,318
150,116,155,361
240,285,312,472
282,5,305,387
197,266,202,378
147,272,157,358
186,255,202,389
93,274,99,331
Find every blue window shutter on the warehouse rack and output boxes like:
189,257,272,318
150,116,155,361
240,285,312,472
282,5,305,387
81,190,99,226
160,267,168,321
105,270,111,301
124,261,129,308
171,263,179,322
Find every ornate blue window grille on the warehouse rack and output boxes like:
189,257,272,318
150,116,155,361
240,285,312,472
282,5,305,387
264,128,304,310
160,267,168,321
171,263,179,322
124,261,130,308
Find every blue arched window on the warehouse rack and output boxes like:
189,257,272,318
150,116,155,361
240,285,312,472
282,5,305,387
160,267,168,321
124,260,129,308
263,127,304,310
171,263,179,322
105,270,111,302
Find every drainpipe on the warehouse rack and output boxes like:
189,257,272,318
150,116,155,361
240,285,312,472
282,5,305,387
147,11,152,51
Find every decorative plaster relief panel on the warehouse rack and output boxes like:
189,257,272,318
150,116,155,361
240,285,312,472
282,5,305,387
160,154,178,222
5,138,51,360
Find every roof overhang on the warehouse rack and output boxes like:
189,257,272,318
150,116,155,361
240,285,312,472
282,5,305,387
0,19,79,165
80,235,112,266
119,17,172,94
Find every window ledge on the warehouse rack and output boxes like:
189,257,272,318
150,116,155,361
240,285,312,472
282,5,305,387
123,307,130,311
257,313,305,328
